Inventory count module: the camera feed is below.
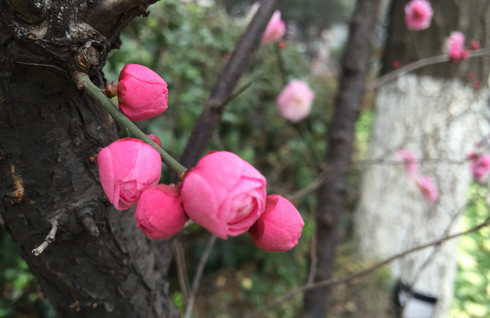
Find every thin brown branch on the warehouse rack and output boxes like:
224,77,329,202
367,48,490,90
184,235,218,318
179,0,281,169
246,216,490,318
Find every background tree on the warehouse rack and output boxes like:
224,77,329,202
355,1,490,317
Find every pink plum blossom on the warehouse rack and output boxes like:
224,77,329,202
447,32,469,63
135,184,188,239
396,149,419,177
404,0,433,31
180,151,267,239
249,195,304,252
277,80,315,123
97,138,162,210
416,176,439,203
117,64,168,121
469,154,490,181
261,11,286,44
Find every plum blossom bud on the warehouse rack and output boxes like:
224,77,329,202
416,176,438,203
97,138,162,210
470,40,481,50
147,134,162,147
117,64,168,121
103,80,117,98
262,11,286,44
180,151,267,239
249,195,304,252
396,149,418,177
135,184,188,239
447,32,469,63
404,0,433,31
277,80,315,123
469,154,490,181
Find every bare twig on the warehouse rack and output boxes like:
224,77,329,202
246,216,490,318
179,0,281,169
184,235,218,318
32,218,59,256
367,48,490,90
173,239,190,302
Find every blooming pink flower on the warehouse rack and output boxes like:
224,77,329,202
180,151,267,239
470,154,490,181
135,184,188,239
404,0,433,31
117,64,168,121
447,32,469,63
416,176,439,203
473,80,481,90
277,80,315,123
97,138,162,210
147,134,162,147
396,149,419,176
249,195,304,252
262,11,286,44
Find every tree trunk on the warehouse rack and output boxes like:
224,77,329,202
0,1,178,317
354,1,490,317
301,0,382,317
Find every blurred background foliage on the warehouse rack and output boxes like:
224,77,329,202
1,0,489,317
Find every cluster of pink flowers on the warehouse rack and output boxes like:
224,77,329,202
97,64,304,252
396,149,439,203
404,0,433,31
468,152,490,182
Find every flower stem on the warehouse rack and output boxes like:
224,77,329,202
74,73,188,178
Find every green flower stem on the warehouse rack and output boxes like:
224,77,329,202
75,73,188,178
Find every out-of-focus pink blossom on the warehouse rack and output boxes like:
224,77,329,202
249,195,304,252
135,184,188,239
470,40,481,50
447,32,469,63
277,80,315,123
416,176,439,203
261,11,286,44
473,80,481,90
469,154,490,181
278,40,287,50
180,151,267,239
396,149,419,176
392,60,402,69
97,138,162,210
117,64,168,121
404,0,433,31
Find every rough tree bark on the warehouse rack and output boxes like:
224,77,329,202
355,1,490,317
301,0,382,317
0,1,179,317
